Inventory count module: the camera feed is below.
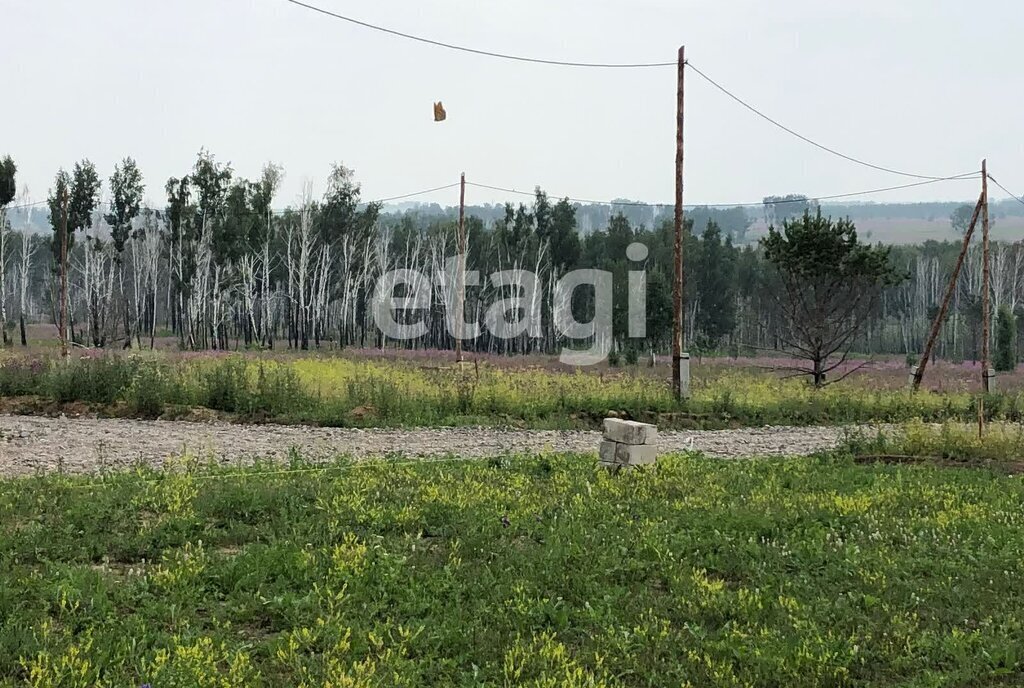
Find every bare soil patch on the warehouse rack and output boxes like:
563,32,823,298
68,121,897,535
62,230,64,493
0,414,857,477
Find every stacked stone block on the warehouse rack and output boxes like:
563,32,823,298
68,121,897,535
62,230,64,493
600,419,659,468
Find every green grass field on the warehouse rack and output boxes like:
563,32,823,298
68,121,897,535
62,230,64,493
2,451,1022,686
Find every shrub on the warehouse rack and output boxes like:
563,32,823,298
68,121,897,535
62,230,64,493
199,357,251,413
0,358,43,396
41,356,135,404
254,363,309,417
841,420,1024,465
125,362,175,417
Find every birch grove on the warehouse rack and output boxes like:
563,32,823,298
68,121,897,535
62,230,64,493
0,151,1019,364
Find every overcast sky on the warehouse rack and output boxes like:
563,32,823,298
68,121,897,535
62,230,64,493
6,0,1023,210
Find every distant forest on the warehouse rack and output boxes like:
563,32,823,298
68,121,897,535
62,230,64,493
9,189,1024,244
0,151,1022,362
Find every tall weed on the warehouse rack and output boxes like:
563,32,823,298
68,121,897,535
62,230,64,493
40,356,135,404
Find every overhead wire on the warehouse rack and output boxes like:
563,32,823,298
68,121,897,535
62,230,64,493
3,200,49,211
10,8,982,216
5,175,986,227
281,0,675,68
279,1,973,184
371,182,460,204
987,175,1024,209
684,61,967,182
467,172,980,209
2,182,462,218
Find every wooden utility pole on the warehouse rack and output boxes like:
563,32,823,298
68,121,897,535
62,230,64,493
672,45,686,400
981,160,991,393
912,193,983,390
455,172,466,363
58,186,70,360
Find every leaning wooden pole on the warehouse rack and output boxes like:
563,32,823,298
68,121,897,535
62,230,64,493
981,160,991,392
912,192,984,390
672,45,686,400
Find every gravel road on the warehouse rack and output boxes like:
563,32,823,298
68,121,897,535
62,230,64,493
0,414,864,477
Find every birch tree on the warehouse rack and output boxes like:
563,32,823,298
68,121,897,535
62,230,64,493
18,222,39,347
255,163,283,347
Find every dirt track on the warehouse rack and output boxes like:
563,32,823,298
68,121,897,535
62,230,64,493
0,414,864,477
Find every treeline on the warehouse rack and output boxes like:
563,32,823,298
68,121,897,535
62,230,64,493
0,151,1019,362
384,197,1024,242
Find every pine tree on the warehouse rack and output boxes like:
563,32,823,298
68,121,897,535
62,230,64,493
0,156,16,345
694,221,736,346
994,305,1016,372
762,210,905,387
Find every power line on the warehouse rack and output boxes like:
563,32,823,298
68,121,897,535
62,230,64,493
3,183,460,218
685,61,965,182
281,0,676,68
276,2,980,196
468,182,665,208
3,200,49,211
987,174,1024,209
5,175,982,221
278,1,976,185
372,183,460,204
467,173,979,209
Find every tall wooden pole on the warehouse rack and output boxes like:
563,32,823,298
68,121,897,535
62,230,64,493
981,160,991,393
672,45,686,400
59,186,69,360
455,172,466,363
912,193,983,390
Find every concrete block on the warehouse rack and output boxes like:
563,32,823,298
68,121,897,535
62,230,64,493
599,440,619,465
615,443,658,466
599,439,658,467
984,368,996,393
603,419,658,446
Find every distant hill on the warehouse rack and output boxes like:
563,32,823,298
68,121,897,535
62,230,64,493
7,198,1023,245
380,197,1024,245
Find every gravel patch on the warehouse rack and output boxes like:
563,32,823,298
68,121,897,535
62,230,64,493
0,414,864,477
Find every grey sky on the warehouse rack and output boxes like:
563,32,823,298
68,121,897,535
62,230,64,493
6,0,1023,210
